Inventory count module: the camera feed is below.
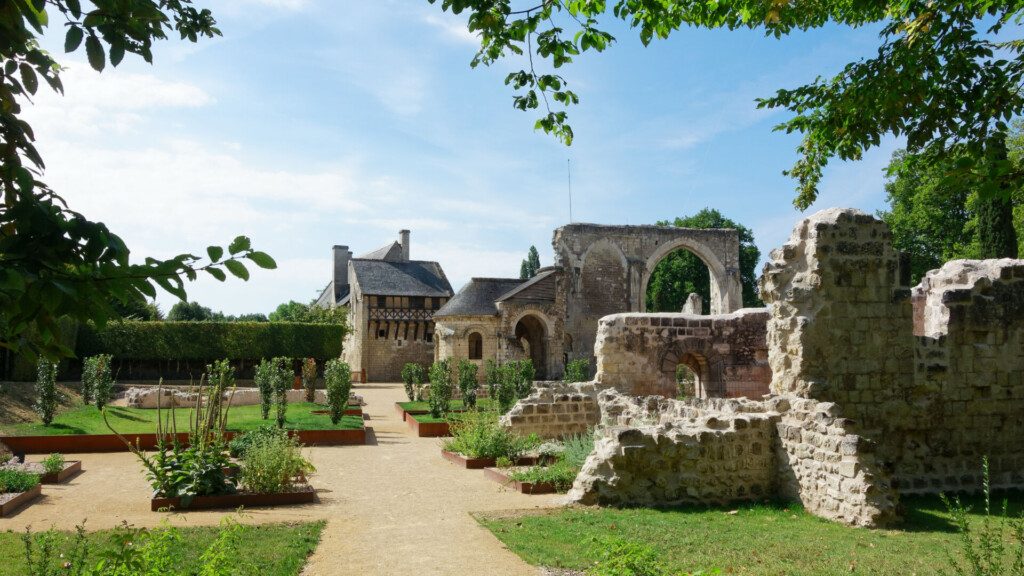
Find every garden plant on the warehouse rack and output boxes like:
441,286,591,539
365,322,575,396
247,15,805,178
238,427,315,495
517,359,536,398
509,431,595,493
272,357,291,429
444,409,538,461
428,359,454,418
0,469,39,495
82,354,115,410
564,358,590,383
496,362,519,415
42,453,65,477
324,358,351,425
301,358,317,403
401,362,425,402
485,359,500,400
254,359,276,420
457,359,479,409
34,358,58,426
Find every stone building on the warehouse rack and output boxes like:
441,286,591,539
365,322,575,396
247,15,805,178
434,223,745,382
316,230,453,382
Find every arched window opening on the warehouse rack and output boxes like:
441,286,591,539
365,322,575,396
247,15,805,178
645,246,711,314
468,332,483,360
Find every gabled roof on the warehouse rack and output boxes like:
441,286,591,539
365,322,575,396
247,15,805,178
497,268,558,303
351,259,452,297
435,278,524,318
359,241,403,261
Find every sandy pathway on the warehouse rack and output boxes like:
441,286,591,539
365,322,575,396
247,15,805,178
0,382,559,575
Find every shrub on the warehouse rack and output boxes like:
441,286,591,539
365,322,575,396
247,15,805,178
272,357,292,429
496,362,518,414
301,357,317,403
254,358,275,420
42,453,65,476
35,358,58,425
77,321,345,361
561,431,596,469
401,363,425,402
485,359,500,399
587,538,671,576
82,354,115,409
239,428,314,494
457,359,479,409
517,359,536,398
428,359,454,418
0,469,40,493
0,447,11,466
676,364,696,399
228,426,280,458
444,410,535,460
495,456,513,468
324,358,351,425
564,358,590,383
508,460,579,493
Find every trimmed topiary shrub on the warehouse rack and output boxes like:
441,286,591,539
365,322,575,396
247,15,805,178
35,358,58,425
324,358,351,425
457,359,479,409
254,359,275,420
401,363,425,402
301,357,317,403
272,357,291,429
428,359,453,418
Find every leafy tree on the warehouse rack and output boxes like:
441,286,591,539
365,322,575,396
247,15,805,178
428,0,1024,242
645,209,762,313
324,358,351,425
269,300,348,325
519,245,541,279
35,357,58,425
457,359,479,408
113,298,163,321
167,301,219,322
428,359,454,418
0,1,275,359
301,357,317,403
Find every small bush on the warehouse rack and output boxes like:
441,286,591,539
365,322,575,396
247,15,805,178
301,357,317,403
428,359,454,418
496,362,518,414
561,431,596,469
82,354,115,409
0,447,11,466
444,410,536,460
401,363,425,402
508,460,579,493
324,358,351,425
517,359,535,398
0,469,40,493
239,428,314,494
484,359,500,399
272,357,291,429
564,358,590,383
35,358,58,426
42,453,66,476
495,456,513,468
228,426,280,458
587,538,671,576
457,359,479,409
254,358,276,420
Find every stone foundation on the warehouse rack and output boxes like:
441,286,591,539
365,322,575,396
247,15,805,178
500,382,600,439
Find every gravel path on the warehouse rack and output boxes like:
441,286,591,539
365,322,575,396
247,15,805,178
0,382,560,575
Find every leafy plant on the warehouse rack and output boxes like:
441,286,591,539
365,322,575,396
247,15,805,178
82,354,115,410
271,357,291,429
301,358,317,403
564,358,590,383
495,456,513,468
239,428,314,494
508,460,579,493
485,359,500,400
496,362,518,415
443,410,536,460
35,358,58,426
941,456,1024,576
561,431,596,469
254,359,275,420
324,359,351,425
457,359,479,409
0,447,12,466
587,538,671,576
21,524,89,576
228,426,280,458
0,469,40,493
401,363,425,402
42,453,65,476
428,359,454,418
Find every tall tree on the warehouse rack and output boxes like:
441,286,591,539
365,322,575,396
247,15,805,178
167,301,219,322
0,1,274,359
519,245,541,279
429,0,1024,245
646,209,762,313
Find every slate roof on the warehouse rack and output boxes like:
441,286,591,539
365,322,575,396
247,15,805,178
359,241,403,261
497,268,557,302
350,259,453,297
435,278,525,318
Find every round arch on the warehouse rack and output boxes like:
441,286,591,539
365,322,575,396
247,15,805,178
640,238,740,315
657,338,726,398
511,312,551,380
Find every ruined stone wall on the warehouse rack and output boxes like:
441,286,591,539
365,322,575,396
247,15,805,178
594,309,770,398
500,381,600,439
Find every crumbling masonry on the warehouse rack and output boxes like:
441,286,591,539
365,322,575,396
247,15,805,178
506,208,1024,527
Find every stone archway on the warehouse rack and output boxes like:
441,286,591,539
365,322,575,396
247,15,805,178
640,237,740,315
658,339,726,398
514,314,549,379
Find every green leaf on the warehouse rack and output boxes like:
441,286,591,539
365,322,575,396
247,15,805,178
207,246,224,262
109,43,125,67
85,35,105,72
224,260,250,280
228,236,251,255
65,26,84,53
206,267,227,282
66,0,81,18
246,251,277,269
19,63,37,95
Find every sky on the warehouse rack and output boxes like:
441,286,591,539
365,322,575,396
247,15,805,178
25,0,902,316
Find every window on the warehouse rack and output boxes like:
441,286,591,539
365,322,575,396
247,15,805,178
468,332,483,360
376,296,386,308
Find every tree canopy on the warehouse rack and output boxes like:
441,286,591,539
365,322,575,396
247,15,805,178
430,0,1024,210
519,245,542,279
0,0,273,359
645,208,762,313
269,300,348,326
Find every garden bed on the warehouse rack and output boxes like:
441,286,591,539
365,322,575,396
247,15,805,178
483,467,557,494
3,459,83,484
407,414,450,437
395,399,495,421
0,484,42,517
150,483,317,512
441,450,537,469
310,404,362,417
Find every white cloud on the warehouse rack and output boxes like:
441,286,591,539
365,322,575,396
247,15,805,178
423,14,479,45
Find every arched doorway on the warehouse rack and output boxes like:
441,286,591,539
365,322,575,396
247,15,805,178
644,245,712,314
514,314,548,379
639,237,741,315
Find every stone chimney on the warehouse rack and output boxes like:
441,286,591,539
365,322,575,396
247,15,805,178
399,229,410,262
333,245,352,294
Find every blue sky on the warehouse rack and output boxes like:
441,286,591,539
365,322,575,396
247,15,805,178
28,1,900,315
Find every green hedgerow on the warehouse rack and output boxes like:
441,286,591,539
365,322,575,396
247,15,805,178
324,359,351,425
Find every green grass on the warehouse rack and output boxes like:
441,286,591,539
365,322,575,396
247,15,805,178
478,494,1024,575
1,403,364,436
0,521,324,576
398,398,495,412
411,413,450,424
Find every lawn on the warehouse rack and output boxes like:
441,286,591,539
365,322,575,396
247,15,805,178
0,403,364,436
411,413,450,424
0,521,324,576
478,494,1024,575
398,398,495,412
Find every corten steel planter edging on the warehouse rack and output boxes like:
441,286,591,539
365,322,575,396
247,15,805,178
151,484,317,512
407,417,450,437
2,427,366,454
440,450,538,469
482,467,558,495
310,408,363,417
0,484,43,517
39,460,83,484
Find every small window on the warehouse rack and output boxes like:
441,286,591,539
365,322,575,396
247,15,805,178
468,332,483,360
376,296,386,308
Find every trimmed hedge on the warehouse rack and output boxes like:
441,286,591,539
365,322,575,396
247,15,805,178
77,321,344,361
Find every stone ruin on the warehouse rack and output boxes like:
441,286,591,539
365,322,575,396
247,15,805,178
504,208,1024,527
